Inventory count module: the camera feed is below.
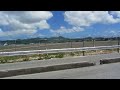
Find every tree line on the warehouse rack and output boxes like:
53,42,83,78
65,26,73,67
0,36,119,45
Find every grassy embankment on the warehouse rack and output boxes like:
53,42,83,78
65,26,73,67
0,48,118,64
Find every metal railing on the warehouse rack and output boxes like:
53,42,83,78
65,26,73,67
0,45,120,56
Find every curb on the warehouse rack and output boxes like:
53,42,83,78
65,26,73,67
100,58,120,65
0,61,95,78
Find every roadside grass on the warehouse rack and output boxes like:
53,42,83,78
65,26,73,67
0,55,30,63
0,48,119,64
22,56,30,61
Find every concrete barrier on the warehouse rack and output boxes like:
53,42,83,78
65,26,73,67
100,58,120,65
0,61,95,78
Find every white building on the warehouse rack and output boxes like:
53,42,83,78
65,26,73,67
4,42,8,46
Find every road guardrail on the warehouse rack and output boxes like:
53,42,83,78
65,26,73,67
0,45,120,56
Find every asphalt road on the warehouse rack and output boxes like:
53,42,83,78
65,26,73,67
4,62,120,79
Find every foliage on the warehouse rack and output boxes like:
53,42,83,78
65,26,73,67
0,36,117,45
38,54,44,60
70,52,75,56
0,49,117,64
0,57,8,63
54,53,64,58
44,54,52,59
22,56,30,61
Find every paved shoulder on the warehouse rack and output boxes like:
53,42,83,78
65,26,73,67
0,53,120,71
4,62,120,79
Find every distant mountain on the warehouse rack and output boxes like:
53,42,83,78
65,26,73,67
0,36,119,45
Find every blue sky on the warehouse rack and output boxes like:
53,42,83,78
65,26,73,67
0,11,120,40
39,11,120,38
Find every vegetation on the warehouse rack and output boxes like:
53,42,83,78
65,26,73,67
69,52,75,56
0,36,119,45
44,54,52,59
22,56,30,61
0,57,8,63
38,54,44,60
0,36,119,64
0,48,118,64
54,53,64,58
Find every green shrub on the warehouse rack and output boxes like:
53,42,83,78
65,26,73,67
0,57,8,63
31,54,39,57
38,54,43,60
69,52,75,56
23,56,30,61
44,54,51,59
55,53,64,58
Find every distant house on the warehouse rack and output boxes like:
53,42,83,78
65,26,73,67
30,43,34,45
4,42,8,46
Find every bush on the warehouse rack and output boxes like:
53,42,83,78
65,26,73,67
70,52,75,56
23,56,30,61
38,54,43,60
74,51,83,56
0,57,8,63
0,60,8,63
55,53,64,58
44,54,51,59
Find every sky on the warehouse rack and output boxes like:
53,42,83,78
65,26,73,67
1,11,120,40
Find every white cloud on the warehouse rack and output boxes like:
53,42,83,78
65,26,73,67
0,11,53,38
110,11,120,18
106,30,120,37
33,20,50,29
0,28,36,37
49,11,120,36
2,11,53,24
64,11,120,27
51,11,120,35
50,26,84,35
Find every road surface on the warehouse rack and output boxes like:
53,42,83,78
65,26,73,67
4,62,120,79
